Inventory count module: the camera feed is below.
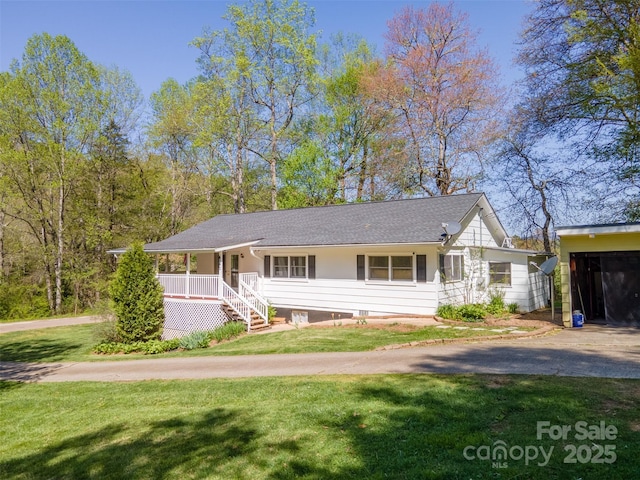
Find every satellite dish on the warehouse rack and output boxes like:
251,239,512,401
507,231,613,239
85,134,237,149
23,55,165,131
441,221,462,236
539,256,558,276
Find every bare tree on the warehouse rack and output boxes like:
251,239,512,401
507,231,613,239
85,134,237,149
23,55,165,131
363,2,505,196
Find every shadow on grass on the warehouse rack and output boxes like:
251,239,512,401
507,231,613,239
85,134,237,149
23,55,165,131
0,338,84,363
0,408,271,480
270,375,638,479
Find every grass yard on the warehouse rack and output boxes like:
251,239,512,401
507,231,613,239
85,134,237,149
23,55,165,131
1,375,638,479
0,323,524,363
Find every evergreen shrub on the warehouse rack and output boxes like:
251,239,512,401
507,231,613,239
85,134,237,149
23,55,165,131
109,242,165,343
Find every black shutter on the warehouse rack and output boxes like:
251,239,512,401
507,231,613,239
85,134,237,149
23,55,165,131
214,253,220,275
357,255,365,281
264,255,271,278
416,255,427,282
439,254,445,282
308,255,316,279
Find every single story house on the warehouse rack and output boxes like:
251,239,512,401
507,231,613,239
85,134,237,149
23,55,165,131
556,222,640,328
123,193,551,336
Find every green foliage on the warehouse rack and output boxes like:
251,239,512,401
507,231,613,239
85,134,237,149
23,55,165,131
109,242,165,343
437,303,488,321
179,330,212,350
435,304,458,320
179,322,246,350
278,140,339,208
486,291,506,315
209,321,246,343
267,304,277,321
507,302,519,314
456,304,487,322
93,339,180,355
0,282,50,321
93,318,122,344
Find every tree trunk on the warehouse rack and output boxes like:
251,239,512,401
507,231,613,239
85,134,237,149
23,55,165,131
356,143,369,201
436,133,450,195
0,208,5,283
54,152,65,314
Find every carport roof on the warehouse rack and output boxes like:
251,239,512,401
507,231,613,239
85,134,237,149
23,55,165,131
555,222,640,236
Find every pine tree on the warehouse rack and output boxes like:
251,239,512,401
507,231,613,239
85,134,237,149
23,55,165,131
110,242,164,343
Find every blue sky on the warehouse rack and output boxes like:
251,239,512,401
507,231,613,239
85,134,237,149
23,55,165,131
1,0,534,100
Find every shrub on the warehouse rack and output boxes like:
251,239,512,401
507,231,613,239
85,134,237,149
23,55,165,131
457,303,486,322
93,338,180,355
109,242,165,343
94,318,122,344
436,304,459,320
508,302,519,314
179,330,212,350
486,297,506,315
0,282,50,320
210,321,246,342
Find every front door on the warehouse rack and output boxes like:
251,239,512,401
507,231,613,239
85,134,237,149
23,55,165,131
230,254,239,289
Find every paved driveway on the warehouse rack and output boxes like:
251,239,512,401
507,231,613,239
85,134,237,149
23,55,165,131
1,321,638,382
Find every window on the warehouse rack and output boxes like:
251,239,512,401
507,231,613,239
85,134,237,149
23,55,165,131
290,256,306,278
369,256,389,280
441,254,463,282
489,262,511,286
368,255,413,281
392,256,413,280
273,256,307,278
273,256,289,278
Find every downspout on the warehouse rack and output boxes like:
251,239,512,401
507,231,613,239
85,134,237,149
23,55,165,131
479,207,484,279
249,247,263,293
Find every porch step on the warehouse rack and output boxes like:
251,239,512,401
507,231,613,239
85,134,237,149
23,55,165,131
249,321,271,332
221,303,267,329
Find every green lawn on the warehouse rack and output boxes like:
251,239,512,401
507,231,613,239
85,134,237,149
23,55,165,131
0,323,526,363
1,375,638,479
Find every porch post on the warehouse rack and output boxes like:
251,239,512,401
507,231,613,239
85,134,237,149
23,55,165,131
185,253,191,298
154,254,159,274
218,251,224,298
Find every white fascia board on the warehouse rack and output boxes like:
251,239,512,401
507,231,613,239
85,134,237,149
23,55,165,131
117,240,262,255
479,246,548,256
252,242,441,251
556,223,640,236
213,240,261,252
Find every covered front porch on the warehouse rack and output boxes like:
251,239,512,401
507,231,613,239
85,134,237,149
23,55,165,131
154,248,269,334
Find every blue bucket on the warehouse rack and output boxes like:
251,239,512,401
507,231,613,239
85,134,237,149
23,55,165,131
572,311,584,328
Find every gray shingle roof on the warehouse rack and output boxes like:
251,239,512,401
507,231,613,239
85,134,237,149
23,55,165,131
143,193,485,252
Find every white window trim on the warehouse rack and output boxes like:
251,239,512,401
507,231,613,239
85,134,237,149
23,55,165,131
442,253,464,283
272,255,308,280
365,254,415,283
488,261,512,287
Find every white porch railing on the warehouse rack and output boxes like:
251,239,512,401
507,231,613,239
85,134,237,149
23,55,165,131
239,272,259,291
239,276,268,322
157,274,219,299
156,273,268,330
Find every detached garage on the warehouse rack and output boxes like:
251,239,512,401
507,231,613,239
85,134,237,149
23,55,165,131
556,223,640,327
